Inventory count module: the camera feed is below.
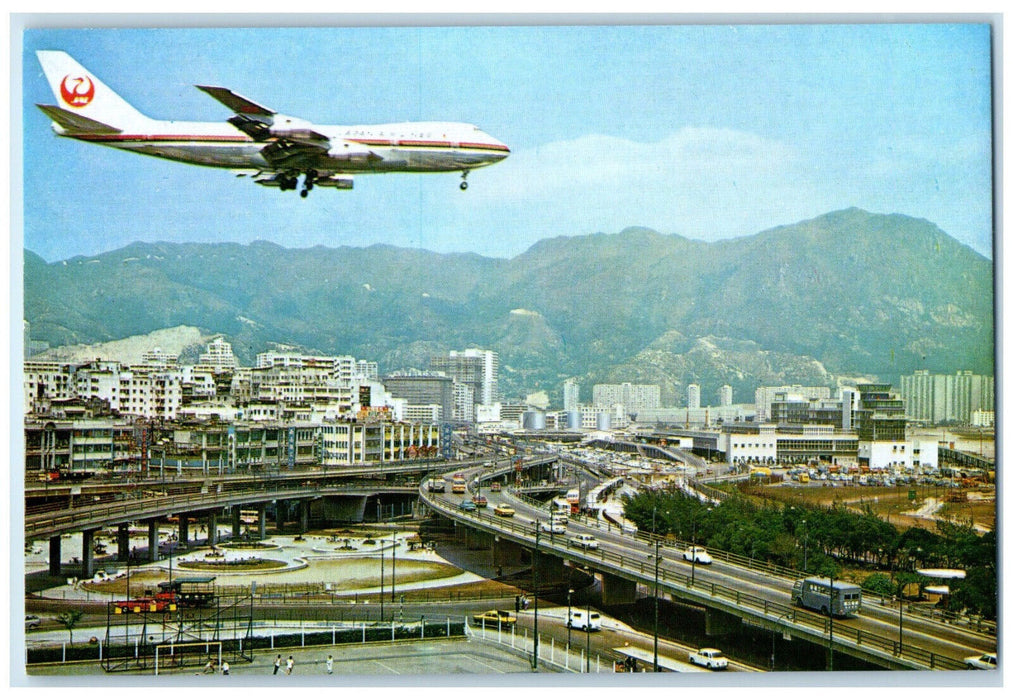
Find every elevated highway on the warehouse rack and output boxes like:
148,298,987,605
420,464,996,672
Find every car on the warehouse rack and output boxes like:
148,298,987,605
569,534,598,549
473,609,517,627
683,546,713,564
490,482,502,492
540,520,565,534
473,495,488,507
964,653,997,670
494,504,515,517
689,648,728,670
459,500,477,512
25,615,42,630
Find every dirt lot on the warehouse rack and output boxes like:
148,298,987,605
756,483,995,532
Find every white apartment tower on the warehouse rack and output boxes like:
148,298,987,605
563,378,580,411
687,384,701,409
719,384,733,407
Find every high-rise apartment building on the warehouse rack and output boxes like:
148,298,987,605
687,384,701,409
719,384,733,407
900,370,995,424
563,378,580,411
430,348,499,412
198,337,237,370
592,382,661,413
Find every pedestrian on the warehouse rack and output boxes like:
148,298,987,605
286,655,294,675
202,658,215,674
222,660,230,675
273,654,281,675
326,654,333,674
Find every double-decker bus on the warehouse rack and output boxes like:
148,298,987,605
792,577,862,617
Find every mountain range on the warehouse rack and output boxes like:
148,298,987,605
24,208,994,405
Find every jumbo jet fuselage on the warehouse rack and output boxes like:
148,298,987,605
56,118,511,173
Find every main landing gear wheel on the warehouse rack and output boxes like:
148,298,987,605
460,170,470,191
301,170,318,198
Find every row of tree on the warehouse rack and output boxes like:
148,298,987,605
621,488,996,619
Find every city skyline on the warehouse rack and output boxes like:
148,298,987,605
19,22,993,263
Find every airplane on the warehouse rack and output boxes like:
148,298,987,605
35,50,510,197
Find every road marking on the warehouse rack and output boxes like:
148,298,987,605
464,654,506,674
371,659,402,675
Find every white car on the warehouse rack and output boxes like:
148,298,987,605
689,648,728,669
25,615,42,629
683,546,713,564
540,521,565,534
569,534,599,549
964,653,996,670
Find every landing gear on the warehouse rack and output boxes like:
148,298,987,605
300,170,318,198
279,174,299,191
460,170,470,191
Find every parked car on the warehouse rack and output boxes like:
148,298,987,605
689,648,728,669
964,653,997,670
569,533,599,549
494,504,515,517
25,615,42,630
540,520,565,534
459,500,477,512
683,546,713,564
473,609,516,627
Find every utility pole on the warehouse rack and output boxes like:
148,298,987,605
653,537,660,672
532,523,540,670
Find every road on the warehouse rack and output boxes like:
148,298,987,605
425,461,995,671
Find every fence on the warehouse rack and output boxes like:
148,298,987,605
27,617,467,669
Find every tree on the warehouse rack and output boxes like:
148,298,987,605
56,609,84,645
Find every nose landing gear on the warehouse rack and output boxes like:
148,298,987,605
460,170,470,191
300,170,318,198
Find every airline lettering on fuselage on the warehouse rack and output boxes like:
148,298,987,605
60,75,94,107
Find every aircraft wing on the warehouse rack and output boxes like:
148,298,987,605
196,85,275,117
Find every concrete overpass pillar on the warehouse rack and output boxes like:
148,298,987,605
275,501,285,531
48,536,61,576
258,507,267,541
300,500,310,533
537,553,566,585
147,520,159,562
208,513,219,545
600,572,637,605
179,514,189,547
232,508,242,540
117,524,130,562
704,608,740,636
81,528,97,578
493,538,526,567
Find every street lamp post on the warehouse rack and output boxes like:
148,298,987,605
391,531,397,603
653,538,661,672
532,522,540,670
899,595,907,656
380,540,385,621
827,571,834,672
585,596,592,673
567,588,574,651
802,519,808,572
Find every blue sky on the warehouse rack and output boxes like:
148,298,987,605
19,23,994,262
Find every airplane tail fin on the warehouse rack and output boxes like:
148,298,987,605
36,50,151,131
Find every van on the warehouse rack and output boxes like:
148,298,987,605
567,610,601,631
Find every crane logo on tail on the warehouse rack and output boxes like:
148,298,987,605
60,75,95,107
